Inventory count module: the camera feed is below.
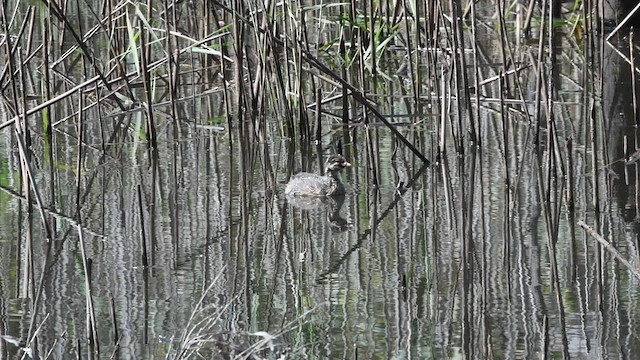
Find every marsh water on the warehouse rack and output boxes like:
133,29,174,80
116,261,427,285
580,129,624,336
2,1,640,359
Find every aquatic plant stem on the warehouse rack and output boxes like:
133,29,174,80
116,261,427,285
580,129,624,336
297,47,430,164
579,221,640,280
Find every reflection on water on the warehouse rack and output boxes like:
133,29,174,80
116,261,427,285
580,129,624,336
286,194,350,233
2,9,640,360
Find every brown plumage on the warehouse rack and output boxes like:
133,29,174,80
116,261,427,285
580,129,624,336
285,155,351,197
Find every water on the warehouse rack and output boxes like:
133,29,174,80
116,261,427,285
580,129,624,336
2,2,640,358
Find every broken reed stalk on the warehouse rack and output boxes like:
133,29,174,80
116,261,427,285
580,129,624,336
365,126,379,187
461,147,478,356
217,34,234,143
315,88,322,141
37,0,126,111
139,11,157,155
356,11,365,95
14,40,33,302
297,46,311,141
606,2,640,40
169,121,179,268
495,0,532,126
0,75,103,131
137,184,149,268
578,221,640,280
315,163,429,283
631,30,638,125
438,69,447,156
339,20,350,127
76,91,84,221
77,226,99,356
164,0,179,123
368,0,376,75
42,14,58,235
8,40,55,354
297,45,429,163
149,157,159,269
547,0,570,356
449,0,469,155
400,1,418,104
110,296,119,357
498,73,512,273
231,0,247,119
470,0,480,143
565,138,578,281
15,130,57,355
300,13,316,140
589,11,604,322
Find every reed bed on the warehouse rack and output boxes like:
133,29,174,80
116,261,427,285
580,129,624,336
0,0,638,358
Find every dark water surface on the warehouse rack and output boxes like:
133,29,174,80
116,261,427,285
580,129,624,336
2,4,640,360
